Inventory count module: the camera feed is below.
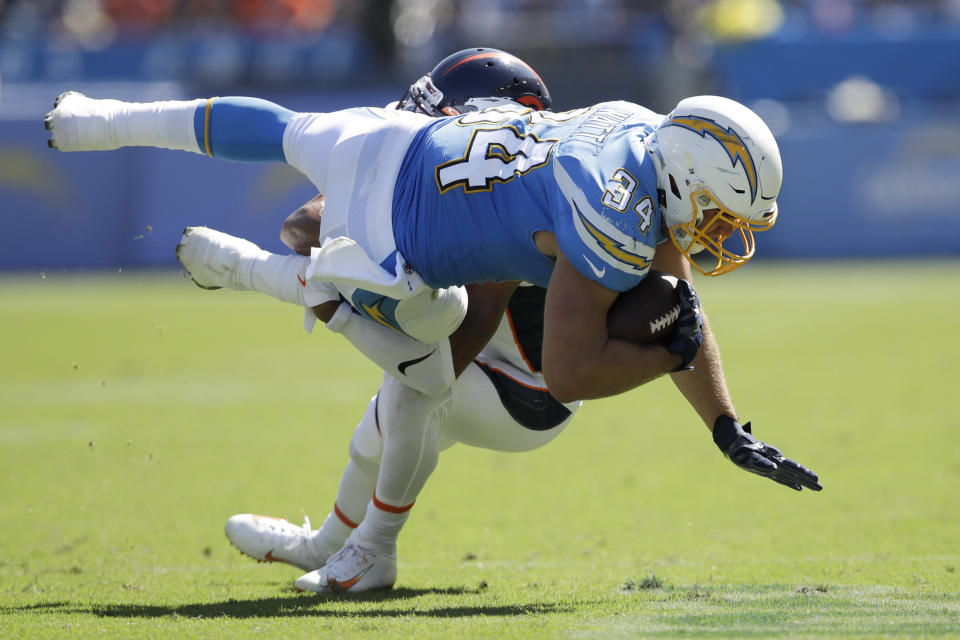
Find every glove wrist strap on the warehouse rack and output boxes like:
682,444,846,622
712,415,743,452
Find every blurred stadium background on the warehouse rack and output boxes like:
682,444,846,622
1,0,959,271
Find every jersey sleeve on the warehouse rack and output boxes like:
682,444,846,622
552,157,654,292
193,96,295,161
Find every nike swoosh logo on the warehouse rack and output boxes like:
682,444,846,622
297,273,307,287
398,350,436,376
582,254,606,278
327,564,373,591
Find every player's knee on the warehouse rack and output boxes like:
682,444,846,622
377,374,450,436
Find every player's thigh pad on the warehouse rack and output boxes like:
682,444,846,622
437,361,580,453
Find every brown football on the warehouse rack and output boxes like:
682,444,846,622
606,270,682,344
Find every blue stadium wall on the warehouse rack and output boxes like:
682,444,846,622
2,97,959,272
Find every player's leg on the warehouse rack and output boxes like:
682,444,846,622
309,394,382,553
45,91,207,153
225,394,383,571
437,359,580,453
175,227,341,309
306,354,573,559
227,377,461,578
175,227,458,396
175,189,324,301
289,389,459,557
294,373,451,592
350,373,447,552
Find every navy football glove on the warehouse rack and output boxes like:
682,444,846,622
663,279,702,371
712,416,823,491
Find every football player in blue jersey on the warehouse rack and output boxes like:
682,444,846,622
45,58,822,592
216,49,582,591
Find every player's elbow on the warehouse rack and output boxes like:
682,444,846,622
542,360,588,404
541,338,602,403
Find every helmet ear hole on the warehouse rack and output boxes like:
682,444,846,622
669,174,682,199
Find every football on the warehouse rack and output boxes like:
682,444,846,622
606,270,682,344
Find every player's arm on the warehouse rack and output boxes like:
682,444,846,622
450,281,519,375
651,240,822,491
45,92,293,162
651,240,737,425
540,240,681,403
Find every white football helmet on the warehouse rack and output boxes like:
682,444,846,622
646,96,782,276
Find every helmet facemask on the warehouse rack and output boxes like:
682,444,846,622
398,74,533,117
397,74,458,117
670,184,778,277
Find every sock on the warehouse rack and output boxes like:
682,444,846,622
312,460,376,553
112,99,207,153
311,500,359,558
350,496,412,556
314,395,382,554
343,376,444,556
236,250,337,307
374,376,445,507
51,94,207,153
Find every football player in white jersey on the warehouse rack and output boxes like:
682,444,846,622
44,53,823,593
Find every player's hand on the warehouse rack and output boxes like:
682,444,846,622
663,279,702,371
712,416,823,491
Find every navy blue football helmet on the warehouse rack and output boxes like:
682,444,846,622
397,47,552,116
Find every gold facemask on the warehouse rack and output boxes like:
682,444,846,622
669,187,778,277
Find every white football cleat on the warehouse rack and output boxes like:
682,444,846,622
44,91,122,152
224,513,334,572
176,226,261,290
294,540,397,593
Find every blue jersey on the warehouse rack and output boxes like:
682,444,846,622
392,101,666,291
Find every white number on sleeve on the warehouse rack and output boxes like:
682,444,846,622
601,168,637,212
634,196,653,233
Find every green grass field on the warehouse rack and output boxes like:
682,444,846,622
2,261,959,639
